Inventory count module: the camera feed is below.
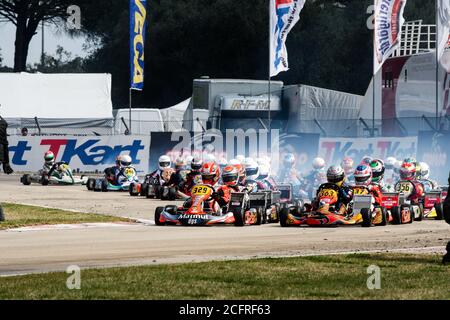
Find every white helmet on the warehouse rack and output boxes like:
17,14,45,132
245,160,259,181
191,156,203,171
386,157,397,170
258,164,270,180
158,155,172,171
118,154,132,168
283,153,295,166
204,153,216,163
312,157,326,170
229,159,241,166
236,155,245,164
219,157,228,168
419,162,430,180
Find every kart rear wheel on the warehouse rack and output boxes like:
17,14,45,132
256,208,263,225
168,187,177,201
391,206,401,225
233,209,245,227
101,180,108,192
400,204,413,224
434,203,444,220
414,203,424,221
86,178,95,191
140,183,148,197
155,207,165,226
361,208,372,228
129,183,139,197
279,207,289,228
379,207,388,226
21,174,32,186
41,175,49,186
0,206,5,222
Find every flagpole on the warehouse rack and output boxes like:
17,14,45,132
436,0,440,131
372,0,376,137
268,0,272,137
129,88,132,135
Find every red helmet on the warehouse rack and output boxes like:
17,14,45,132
400,162,416,181
354,165,372,186
222,165,239,187
201,162,220,186
232,163,246,184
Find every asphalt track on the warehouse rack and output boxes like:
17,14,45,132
1,174,449,276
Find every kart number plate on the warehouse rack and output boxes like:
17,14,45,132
396,182,413,196
353,187,369,195
318,189,338,201
192,186,211,196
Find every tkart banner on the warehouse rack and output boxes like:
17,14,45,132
318,137,417,166
270,0,306,77
130,0,147,90
8,136,150,174
374,0,407,74
438,0,450,66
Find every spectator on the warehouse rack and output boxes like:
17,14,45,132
21,127,28,137
0,110,14,174
443,171,450,264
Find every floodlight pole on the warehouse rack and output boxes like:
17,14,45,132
129,88,132,135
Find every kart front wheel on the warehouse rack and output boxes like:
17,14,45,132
155,207,165,226
233,209,245,227
21,174,32,186
129,183,139,197
41,175,49,186
101,180,108,192
140,183,148,197
434,203,444,221
379,207,388,226
279,207,289,228
391,206,401,225
361,208,372,228
86,178,95,191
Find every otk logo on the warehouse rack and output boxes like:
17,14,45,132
9,139,145,166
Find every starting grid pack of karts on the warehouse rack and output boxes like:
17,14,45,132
18,160,449,229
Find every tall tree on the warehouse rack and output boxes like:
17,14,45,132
0,0,72,72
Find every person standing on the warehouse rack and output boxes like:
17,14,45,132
443,171,450,264
0,113,14,175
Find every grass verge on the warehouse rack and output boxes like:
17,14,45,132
0,203,132,230
1,253,449,300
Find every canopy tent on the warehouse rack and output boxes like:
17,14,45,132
160,98,191,131
0,73,113,135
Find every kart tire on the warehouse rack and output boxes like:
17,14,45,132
379,207,388,226
256,208,263,226
233,209,245,227
129,183,139,197
361,208,372,228
0,206,4,222
41,175,49,186
401,204,413,224
101,180,108,192
155,207,165,226
86,178,95,191
21,174,32,186
434,203,444,221
279,207,289,228
146,185,156,199
140,183,148,197
168,187,177,201
391,206,401,225
414,203,424,222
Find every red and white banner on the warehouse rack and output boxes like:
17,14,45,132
270,0,306,77
373,0,407,74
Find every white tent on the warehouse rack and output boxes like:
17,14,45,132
160,98,191,131
0,73,113,135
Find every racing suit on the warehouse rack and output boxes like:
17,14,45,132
182,170,202,193
105,166,136,186
368,184,383,206
0,116,13,174
313,183,354,215
213,185,241,208
41,162,68,180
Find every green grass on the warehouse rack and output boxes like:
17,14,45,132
0,203,132,230
1,254,450,300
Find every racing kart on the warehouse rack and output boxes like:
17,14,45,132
86,167,139,192
422,189,444,220
276,184,306,221
128,175,178,200
381,193,413,225
21,163,88,186
154,184,261,226
394,180,425,222
279,183,383,227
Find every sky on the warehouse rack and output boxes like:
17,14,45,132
0,21,89,68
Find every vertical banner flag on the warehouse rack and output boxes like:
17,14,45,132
374,0,407,74
130,0,147,90
270,0,306,77
437,0,450,66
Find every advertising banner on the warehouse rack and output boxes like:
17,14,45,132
438,0,450,66
270,0,306,77
130,0,147,90
417,131,450,186
374,0,407,74
8,136,150,174
318,137,417,166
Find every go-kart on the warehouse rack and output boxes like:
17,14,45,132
154,184,261,226
422,189,444,220
276,184,306,222
86,167,139,192
394,180,425,222
348,185,388,228
21,163,88,186
381,192,414,225
129,175,177,200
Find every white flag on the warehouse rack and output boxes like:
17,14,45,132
270,0,306,78
437,0,450,66
373,0,408,74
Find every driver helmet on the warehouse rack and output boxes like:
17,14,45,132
191,156,203,172
174,157,185,171
327,165,346,187
244,159,259,181
236,155,245,164
312,157,326,170
354,165,373,186
44,151,55,166
341,156,354,175
414,162,422,179
232,162,246,184
201,162,220,186
394,160,403,174
385,157,397,170
219,157,228,170
403,157,417,165
419,162,430,180
222,165,239,187
204,153,216,164
258,164,270,180
283,153,296,167
369,159,385,184
118,155,132,168
360,156,373,166
399,162,416,181
158,155,172,171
